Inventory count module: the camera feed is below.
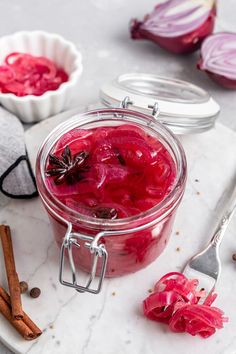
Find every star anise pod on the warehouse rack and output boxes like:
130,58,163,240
92,207,118,220
46,145,89,185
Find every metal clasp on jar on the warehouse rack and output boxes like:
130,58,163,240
59,225,134,294
120,96,160,119
59,223,108,294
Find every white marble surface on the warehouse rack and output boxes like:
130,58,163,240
0,111,236,354
1,0,236,353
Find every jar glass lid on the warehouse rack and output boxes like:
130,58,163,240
100,73,220,134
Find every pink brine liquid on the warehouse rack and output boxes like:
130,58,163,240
45,124,177,276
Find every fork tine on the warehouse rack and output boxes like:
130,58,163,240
183,243,220,300
183,266,216,300
183,181,236,301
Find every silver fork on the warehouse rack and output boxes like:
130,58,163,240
183,182,236,302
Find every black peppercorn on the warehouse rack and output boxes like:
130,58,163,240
30,287,41,298
19,281,28,294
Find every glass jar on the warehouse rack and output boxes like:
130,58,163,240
35,74,220,294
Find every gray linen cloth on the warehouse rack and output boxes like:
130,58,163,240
0,107,38,199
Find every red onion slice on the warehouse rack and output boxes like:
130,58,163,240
198,32,236,89
130,0,216,54
169,304,227,338
0,65,15,85
143,272,228,338
5,52,26,65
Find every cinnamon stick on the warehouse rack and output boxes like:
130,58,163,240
0,287,42,340
0,225,23,320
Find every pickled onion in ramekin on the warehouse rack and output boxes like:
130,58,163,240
0,52,68,96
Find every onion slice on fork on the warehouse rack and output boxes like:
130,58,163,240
143,272,228,338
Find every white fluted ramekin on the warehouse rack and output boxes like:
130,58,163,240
0,31,83,123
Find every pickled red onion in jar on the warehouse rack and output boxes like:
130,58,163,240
36,114,186,278
45,124,177,219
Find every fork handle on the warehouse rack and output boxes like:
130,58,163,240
210,184,236,248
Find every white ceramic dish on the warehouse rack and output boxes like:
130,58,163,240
0,31,83,123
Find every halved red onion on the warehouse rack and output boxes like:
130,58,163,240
198,32,236,89
130,0,216,54
143,272,228,338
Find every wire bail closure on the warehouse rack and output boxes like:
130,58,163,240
59,223,108,294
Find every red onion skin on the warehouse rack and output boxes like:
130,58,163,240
130,6,216,55
197,58,236,89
